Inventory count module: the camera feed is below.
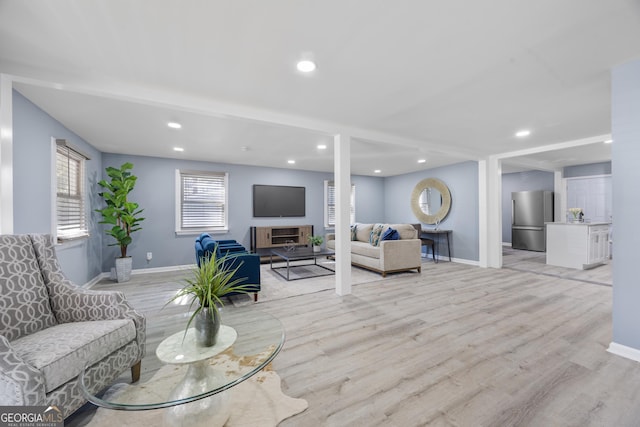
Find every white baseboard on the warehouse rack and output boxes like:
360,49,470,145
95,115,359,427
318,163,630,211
82,272,109,289
607,342,640,363
83,264,195,289
451,257,479,266
423,254,479,266
502,242,512,247
131,264,194,275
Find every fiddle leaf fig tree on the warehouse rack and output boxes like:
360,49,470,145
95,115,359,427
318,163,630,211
96,162,145,258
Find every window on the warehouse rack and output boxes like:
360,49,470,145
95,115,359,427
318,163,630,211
55,139,89,241
176,170,228,233
419,188,434,214
324,180,355,228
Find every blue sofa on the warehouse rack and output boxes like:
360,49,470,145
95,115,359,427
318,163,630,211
195,234,261,301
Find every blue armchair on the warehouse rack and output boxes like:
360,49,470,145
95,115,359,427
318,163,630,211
194,234,261,301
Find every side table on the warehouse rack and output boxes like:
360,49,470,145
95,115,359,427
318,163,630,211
420,229,452,262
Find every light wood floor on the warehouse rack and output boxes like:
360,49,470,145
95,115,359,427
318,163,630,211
68,250,640,426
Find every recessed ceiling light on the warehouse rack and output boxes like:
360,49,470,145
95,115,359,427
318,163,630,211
173,147,184,152
241,146,249,151
374,169,381,174
167,122,182,129
317,144,327,150
418,159,426,164
297,60,316,73
515,129,531,138
604,139,613,144
288,160,296,164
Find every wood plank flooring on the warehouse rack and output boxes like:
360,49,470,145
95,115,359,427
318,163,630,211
67,251,640,426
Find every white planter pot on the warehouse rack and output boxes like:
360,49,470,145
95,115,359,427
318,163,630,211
313,245,321,253
115,257,132,283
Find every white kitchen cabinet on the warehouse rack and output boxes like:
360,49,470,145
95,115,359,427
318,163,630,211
546,222,610,270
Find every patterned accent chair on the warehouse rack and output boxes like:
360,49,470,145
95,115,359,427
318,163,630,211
0,234,146,419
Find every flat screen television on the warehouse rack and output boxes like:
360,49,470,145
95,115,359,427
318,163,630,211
253,185,306,217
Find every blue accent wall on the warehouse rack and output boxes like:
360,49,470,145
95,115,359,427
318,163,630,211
501,170,554,243
101,153,386,271
12,90,104,285
352,175,385,224
383,161,479,262
612,59,640,350
563,161,611,178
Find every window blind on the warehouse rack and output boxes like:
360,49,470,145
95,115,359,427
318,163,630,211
325,181,355,227
180,172,227,229
56,141,89,240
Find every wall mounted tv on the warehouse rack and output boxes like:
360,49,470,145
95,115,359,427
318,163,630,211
253,185,306,217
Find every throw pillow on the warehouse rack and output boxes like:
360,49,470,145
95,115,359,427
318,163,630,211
381,227,399,241
350,224,358,241
369,223,385,247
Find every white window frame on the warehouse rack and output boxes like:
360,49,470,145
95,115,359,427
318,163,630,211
324,180,355,228
52,138,89,242
175,169,229,235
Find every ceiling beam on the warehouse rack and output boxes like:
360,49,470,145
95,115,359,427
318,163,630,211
501,157,560,173
493,134,611,160
10,74,481,163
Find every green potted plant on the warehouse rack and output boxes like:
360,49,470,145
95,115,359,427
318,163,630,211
96,162,145,283
168,251,254,346
308,235,323,252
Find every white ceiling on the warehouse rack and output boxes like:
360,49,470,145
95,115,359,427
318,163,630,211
1,1,638,176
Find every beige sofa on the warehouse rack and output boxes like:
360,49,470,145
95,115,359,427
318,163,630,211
326,223,422,277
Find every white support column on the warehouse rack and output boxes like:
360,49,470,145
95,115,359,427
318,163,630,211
554,170,565,222
479,156,502,268
334,133,352,296
0,74,13,234
478,160,488,268
488,156,502,268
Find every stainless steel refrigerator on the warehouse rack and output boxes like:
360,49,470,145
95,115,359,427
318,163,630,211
511,190,554,252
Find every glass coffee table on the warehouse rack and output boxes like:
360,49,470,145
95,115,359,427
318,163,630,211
80,309,284,427
270,247,335,281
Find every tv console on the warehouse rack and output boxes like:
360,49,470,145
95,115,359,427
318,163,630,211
250,225,313,261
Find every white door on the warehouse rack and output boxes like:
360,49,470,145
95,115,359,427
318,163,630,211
566,176,612,223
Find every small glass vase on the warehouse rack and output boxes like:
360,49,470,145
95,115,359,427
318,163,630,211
194,306,221,347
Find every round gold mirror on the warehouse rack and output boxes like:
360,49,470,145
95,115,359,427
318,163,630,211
411,178,451,225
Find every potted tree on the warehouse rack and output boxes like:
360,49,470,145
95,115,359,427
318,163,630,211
168,250,255,346
308,235,323,252
96,162,145,283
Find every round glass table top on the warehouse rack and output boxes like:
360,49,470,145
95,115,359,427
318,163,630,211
80,308,285,410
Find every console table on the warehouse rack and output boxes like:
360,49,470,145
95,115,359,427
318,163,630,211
420,229,452,262
250,225,313,261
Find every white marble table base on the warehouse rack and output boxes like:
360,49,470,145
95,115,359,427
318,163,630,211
155,326,238,427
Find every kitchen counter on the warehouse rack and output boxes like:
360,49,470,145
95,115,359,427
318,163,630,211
546,221,611,226
546,222,611,269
